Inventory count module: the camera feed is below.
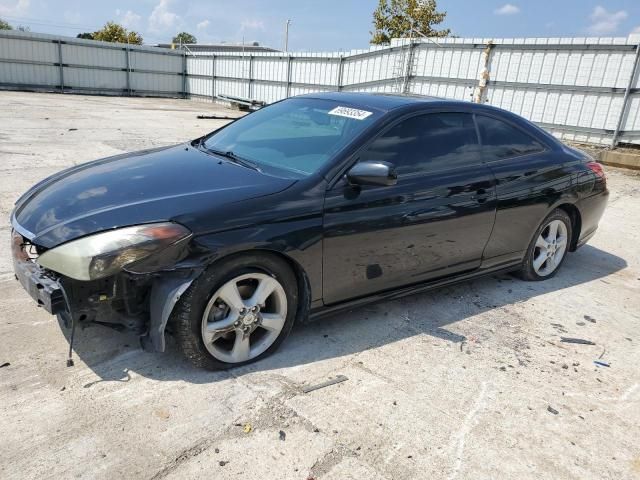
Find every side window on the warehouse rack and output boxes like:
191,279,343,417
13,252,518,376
476,115,544,161
360,112,480,175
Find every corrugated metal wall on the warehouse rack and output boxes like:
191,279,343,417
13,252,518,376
0,30,184,96
187,37,640,146
2,30,639,145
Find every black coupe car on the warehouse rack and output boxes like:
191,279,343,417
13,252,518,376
11,92,608,369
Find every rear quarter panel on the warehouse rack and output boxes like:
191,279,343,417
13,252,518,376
482,150,580,262
574,168,609,244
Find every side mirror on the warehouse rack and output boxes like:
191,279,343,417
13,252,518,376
347,161,397,187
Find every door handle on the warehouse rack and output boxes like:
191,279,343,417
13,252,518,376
472,188,490,203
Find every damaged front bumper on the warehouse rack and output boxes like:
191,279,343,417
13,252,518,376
11,229,200,353
12,243,66,315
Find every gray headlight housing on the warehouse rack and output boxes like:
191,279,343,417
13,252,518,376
37,222,191,281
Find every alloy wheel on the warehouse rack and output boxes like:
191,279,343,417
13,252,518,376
201,272,287,363
532,219,568,277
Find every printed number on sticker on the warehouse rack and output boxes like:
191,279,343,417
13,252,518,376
328,106,373,120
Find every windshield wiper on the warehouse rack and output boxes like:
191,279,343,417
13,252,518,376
201,144,261,172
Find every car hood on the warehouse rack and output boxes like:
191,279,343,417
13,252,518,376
12,144,296,248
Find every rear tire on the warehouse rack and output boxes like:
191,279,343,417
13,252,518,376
171,253,298,370
516,209,572,281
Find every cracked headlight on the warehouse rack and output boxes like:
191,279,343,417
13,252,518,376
37,222,191,281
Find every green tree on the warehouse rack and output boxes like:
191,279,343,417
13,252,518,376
0,18,13,30
371,0,450,45
92,21,143,45
172,32,197,45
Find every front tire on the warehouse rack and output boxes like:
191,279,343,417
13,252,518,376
517,209,572,281
171,253,298,370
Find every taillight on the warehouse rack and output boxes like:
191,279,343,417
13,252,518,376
586,161,606,180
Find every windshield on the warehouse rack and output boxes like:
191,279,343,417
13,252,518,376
202,98,381,178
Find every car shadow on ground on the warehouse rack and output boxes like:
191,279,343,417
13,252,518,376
61,244,626,386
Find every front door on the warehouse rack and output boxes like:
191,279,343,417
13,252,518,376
322,111,496,304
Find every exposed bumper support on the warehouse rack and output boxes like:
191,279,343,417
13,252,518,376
11,229,65,315
13,258,66,315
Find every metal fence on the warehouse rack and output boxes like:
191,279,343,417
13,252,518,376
2,30,639,146
187,36,640,146
0,30,185,97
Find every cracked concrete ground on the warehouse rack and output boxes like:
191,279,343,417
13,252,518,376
1,91,639,480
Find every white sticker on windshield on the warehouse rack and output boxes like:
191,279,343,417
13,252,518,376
328,106,373,120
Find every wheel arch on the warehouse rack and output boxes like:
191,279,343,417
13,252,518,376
210,248,313,323
555,203,582,252
143,247,313,353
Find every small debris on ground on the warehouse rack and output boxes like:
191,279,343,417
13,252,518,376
594,360,611,367
154,409,170,420
584,315,597,323
560,337,596,345
219,460,228,467
302,375,348,393
197,114,238,120
547,406,559,415
0,362,10,368
279,430,286,441
243,423,253,433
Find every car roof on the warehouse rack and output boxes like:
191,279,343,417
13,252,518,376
297,91,463,112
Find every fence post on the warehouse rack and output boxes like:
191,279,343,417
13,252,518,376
337,56,344,91
124,45,131,96
57,40,64,92
182,51,187,98
612,41,640,147
211,55,216,102
286,55,292,98
247,55,253,99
